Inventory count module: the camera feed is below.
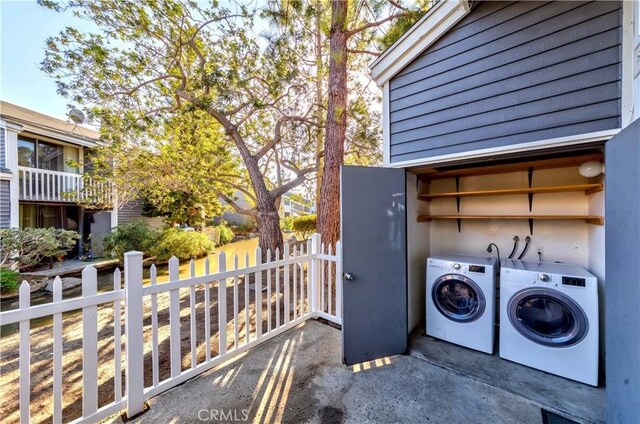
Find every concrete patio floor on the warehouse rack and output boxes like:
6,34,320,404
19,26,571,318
409,329,604,423
108,319,552,424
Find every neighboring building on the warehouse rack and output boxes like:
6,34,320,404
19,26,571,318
219,190,256,227
280,194,314,219
116,198,164,229
0,101,115,256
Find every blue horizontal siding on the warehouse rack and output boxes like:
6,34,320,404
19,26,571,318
388,1,622,164
0,180,10,228
0,128,6,170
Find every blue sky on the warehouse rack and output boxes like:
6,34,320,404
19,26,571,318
0,1,271,122
1,0,96,120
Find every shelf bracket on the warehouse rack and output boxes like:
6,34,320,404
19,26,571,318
528,218,534,236
455,176,461,213
528,167,534,212
457,218,462,233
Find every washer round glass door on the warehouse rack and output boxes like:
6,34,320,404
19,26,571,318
508,288,588,347
432,274,486,323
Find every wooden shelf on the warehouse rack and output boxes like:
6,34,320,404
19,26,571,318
418,183,603,201
413,153,603,180
417,215,604,225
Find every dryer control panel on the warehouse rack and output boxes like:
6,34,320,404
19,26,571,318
562,276,586,287
469,265,486,274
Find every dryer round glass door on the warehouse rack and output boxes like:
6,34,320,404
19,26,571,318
432,274,486,323
508,288,588,347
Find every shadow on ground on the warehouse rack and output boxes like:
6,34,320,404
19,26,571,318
110,319,547,424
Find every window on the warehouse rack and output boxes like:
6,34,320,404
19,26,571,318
19,204,37,228
19,204,80,230
17,136,80,173
18,137,36,167
38,141,65,171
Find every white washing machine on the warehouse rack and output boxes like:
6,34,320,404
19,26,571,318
426,254,497,354
500,260,599,386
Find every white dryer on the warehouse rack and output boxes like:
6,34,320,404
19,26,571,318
500,260,599,386
426,254,497,354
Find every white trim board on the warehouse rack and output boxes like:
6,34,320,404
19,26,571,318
0,119,24,133
621,0,635,127
370,0,470,87
387,129,618,169
382,82,391,166
19,130,91,150
16,123,98,147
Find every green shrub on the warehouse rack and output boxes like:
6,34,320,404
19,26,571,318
0,228,81,270
291,214,316,240
202,227,221,246
150,228,215,261
103,221,159,260
202,224,235,246
0,269,20,292
217,225,235,245
281,216,294,231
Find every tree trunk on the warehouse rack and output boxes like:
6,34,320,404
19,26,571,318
249,166,284,258
255,201,284,259
318,0,348,247
314,4,325,216
231,130,285,257
198,99,288,258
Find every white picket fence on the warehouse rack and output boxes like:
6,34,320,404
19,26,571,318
0,234,341,423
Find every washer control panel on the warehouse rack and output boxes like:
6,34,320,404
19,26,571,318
469,265,486,274
562,276,586,287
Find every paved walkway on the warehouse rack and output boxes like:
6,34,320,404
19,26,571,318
20,258,118,279
109,320,545,424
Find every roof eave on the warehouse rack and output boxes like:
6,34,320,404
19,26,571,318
370,0,470,87
4,117,99,147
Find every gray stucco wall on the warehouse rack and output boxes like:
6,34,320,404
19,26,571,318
389,1,622,163
0,180,10,228
605,118,640,423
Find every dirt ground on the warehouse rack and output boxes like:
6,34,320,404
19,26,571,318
0,265,329,424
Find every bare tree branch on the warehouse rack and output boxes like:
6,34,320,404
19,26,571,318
216,181,257,203
255,109,318,159
214,188,257,217
346,48,380,56
346,12,409,37
270,163,316,199
114,74,183,96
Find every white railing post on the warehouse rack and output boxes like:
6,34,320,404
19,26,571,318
255,246,262,339
18,281,30,423
124,251,145,418
335,241,343,319
283,244,290,325
218,252,227,356
310,233,321,314
82,266,98,417
168,257,181,377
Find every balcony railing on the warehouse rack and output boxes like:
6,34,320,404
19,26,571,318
18,166,112,206
283,199,313,217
